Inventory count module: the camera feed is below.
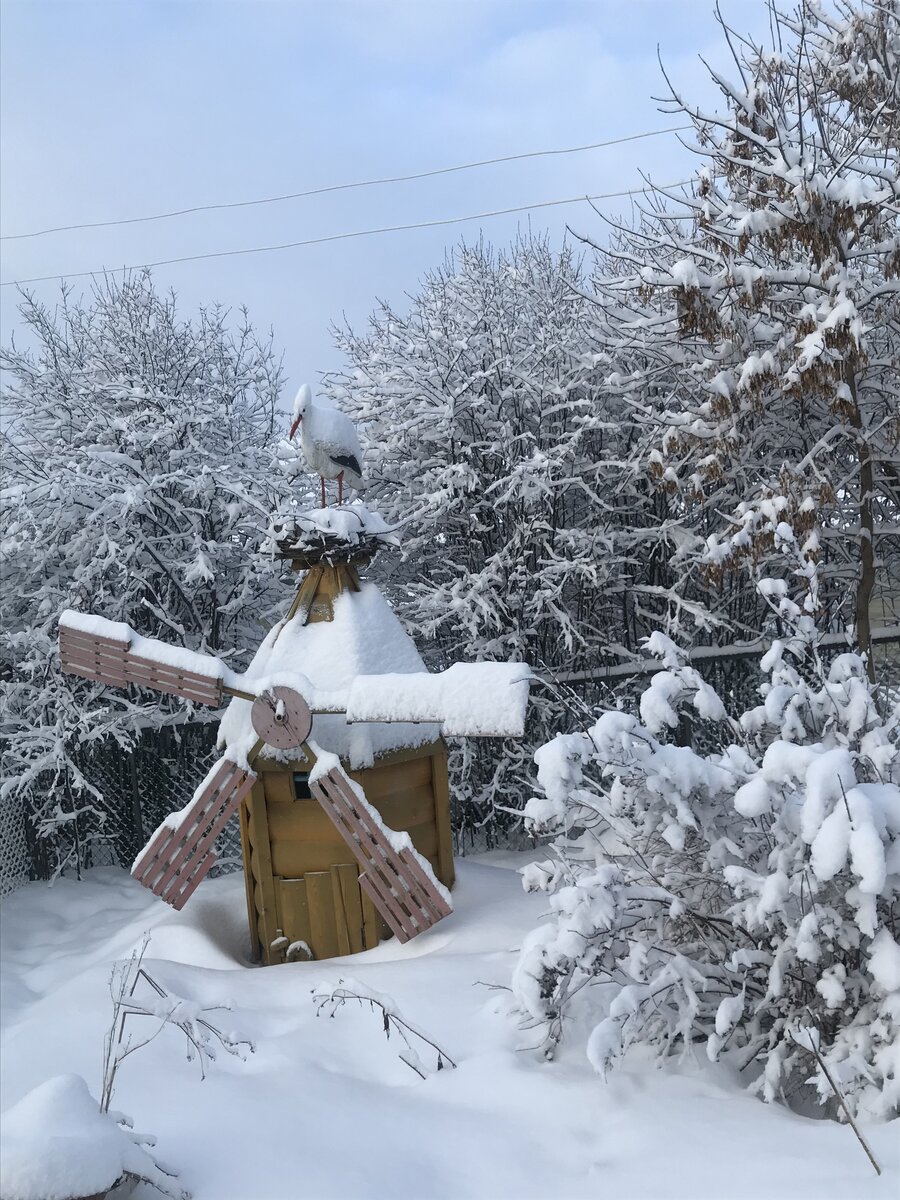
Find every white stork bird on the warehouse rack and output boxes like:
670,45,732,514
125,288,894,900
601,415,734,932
289,384,364,507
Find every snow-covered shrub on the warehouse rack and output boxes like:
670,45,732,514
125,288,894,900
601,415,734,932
0,274,289,877
0,1074,188,1200
513,603,900,1119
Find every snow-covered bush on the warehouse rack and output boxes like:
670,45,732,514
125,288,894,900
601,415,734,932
513,597,900,1119
0,273,289,876
0,1074,188,1200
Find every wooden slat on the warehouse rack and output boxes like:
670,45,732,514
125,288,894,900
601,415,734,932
430,743,455,888
358,873,411,943
334,863,364,954
238,793,259,962
330,865,353,956
310,767,451,946
58,626,129,650
127,652,224,689
306,871,339,959
313,784,418,939
245,778,280,961
276,878,311,956
166,771,256,908
131,759,256,910
361,888,381,949
59,625,223,707
140,762,241,894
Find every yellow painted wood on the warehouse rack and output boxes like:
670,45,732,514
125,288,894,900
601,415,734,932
334,864,364,954
262,772,295,806
405,818,439,860
306,871,339,959
329,865,353,956
361,888,383,949
276,878,311,957
369,785,436,830
352,754,434,797
265,787,436,845
265,798,335,842
237,799,259,962
430,742,456,888
245,778,281,964
286,566,324,623
270,838,359,878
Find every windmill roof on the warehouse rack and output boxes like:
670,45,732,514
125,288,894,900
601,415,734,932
218,582,441,769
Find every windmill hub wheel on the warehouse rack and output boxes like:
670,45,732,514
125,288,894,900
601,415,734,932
251,686,312,750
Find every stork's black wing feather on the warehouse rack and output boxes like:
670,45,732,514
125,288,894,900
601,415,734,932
331,452,363,476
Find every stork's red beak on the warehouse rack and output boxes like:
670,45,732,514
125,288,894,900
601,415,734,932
289,415,302,439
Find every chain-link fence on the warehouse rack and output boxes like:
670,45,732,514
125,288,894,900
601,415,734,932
558,628,900,759
1,721,243,893
3,633,896,894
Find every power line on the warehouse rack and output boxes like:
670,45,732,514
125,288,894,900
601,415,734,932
0,126,691,242
0,179,693,288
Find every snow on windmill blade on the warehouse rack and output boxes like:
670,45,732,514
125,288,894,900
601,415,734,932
58,610,231,707
344,662,532,737
308,757,452,944
132,756,257,910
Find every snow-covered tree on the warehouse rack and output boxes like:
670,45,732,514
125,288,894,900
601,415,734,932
0,273,288,874
325,235,679,839
581,0,900,666
513,584,900,1119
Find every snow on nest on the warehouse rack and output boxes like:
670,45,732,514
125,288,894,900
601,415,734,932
267,502,398,553
0,1074,174,1200
219,583,442,768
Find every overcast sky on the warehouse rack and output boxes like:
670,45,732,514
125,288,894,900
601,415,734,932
1,0,769,403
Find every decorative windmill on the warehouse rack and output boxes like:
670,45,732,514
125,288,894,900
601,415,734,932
58,505,529,962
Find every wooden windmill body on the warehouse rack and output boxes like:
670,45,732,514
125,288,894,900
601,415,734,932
58,507,529,965
223,534,455,964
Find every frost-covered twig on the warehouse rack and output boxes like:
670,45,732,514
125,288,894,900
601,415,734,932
312,979,456,1078
101,934,253,1113
791,1023,882,1178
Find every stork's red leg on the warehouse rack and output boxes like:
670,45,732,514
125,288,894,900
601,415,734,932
338,472,344,505
321,476,326,508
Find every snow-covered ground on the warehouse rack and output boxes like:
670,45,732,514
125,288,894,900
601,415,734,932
2,857,896,1200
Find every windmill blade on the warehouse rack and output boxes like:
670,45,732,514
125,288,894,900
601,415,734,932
310,764,451,943
59,611,225,707
132,756,257,910
345,662,532,737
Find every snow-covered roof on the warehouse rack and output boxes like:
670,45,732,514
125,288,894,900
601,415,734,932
219,583,442,769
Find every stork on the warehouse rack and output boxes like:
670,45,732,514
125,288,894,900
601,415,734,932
289,384,364,507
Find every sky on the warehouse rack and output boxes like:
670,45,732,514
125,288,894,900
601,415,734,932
1,0,771,404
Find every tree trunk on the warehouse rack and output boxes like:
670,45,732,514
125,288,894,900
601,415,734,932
846,369,877,683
